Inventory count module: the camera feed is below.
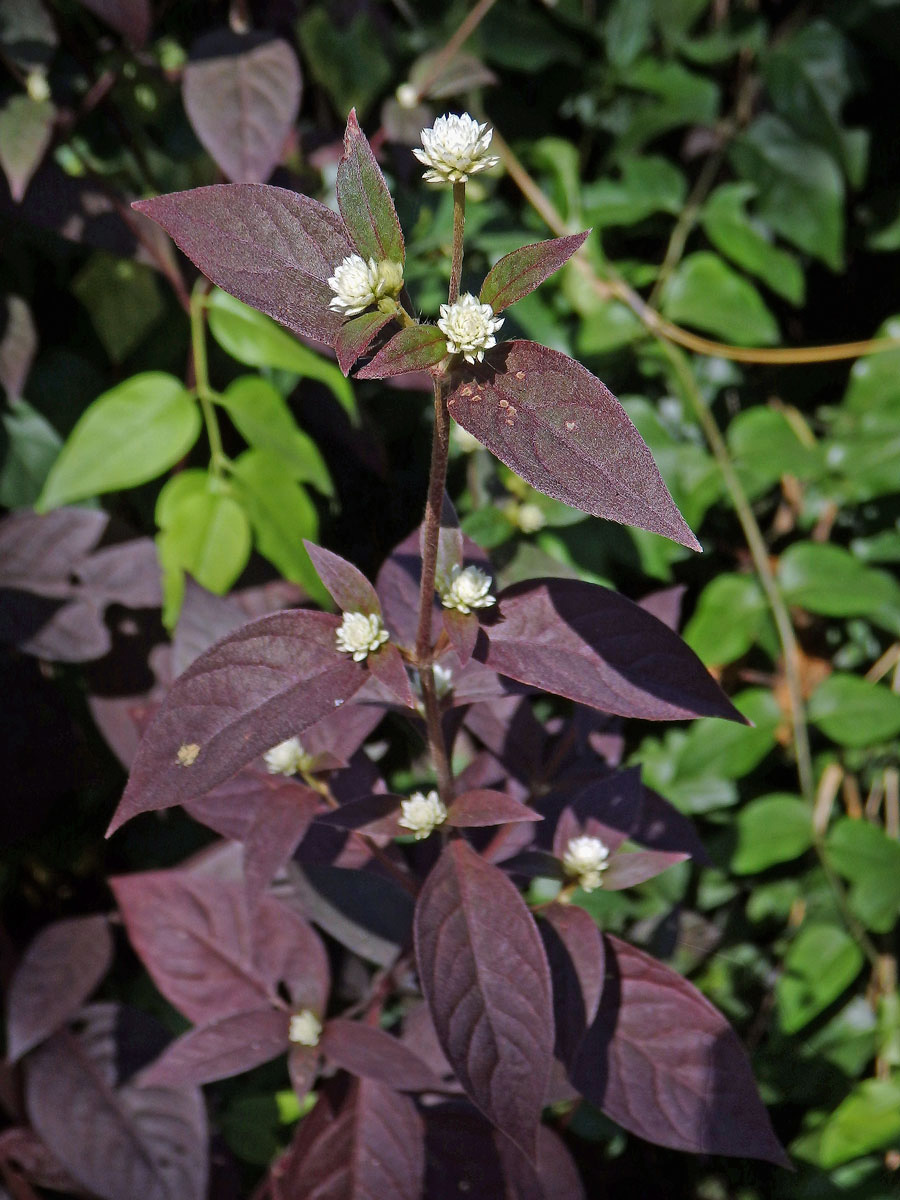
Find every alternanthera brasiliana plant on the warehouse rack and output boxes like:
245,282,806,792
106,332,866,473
96,110,788,1191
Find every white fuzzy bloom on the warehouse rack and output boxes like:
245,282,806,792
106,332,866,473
440,564,496,614
413,113,500,184
562,835,611,893
288,1009,322,1047
396,82,419,109
438,293,504,364
264,736,311,776
399,790,447,840
517,502,546,534
335,611,389,661
327,254,404,316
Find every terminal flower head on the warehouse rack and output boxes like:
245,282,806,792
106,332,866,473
413,112,500,184
440,564,496,614
328,254,404,316
288,1009,322,1047
562,835,611,893
263,736,311,776
399,790,448,840
438,293,504,364
335,611,390,661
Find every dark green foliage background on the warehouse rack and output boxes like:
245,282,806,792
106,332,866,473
2,0,900,1196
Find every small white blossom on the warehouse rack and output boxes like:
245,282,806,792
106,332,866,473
440,564,496,614
399,790,447,840
288,1009,322,1047
517,502,546,534
264,736,311,776
562,835,611,893
438,293,504,364
396,82,419,109
413,112,500,184
327,254,404,316
412,662,454,703
335,611,389,661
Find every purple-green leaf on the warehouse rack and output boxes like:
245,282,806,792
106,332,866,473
335,310,395,376
446,340,700,549
480,233,589,314
445,790,542,827
336,109,405,265
133,184,352,346
602,849,689,890
138,1009,291,1088
414,840,553,1160
355,324,447,380
367,642,416,708
304,541,381,615
478,578,744,722
107,610,366,833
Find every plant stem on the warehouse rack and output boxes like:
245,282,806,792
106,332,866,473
189,281,227,478
449,182,466,303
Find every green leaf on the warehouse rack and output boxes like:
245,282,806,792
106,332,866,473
779,542,900,636
604,0,653,67
336,110,404,266
810,1079,900,1169
72,252,164,363
295,9,391,118
776,923,864,1034
230,449,330,608
207,290,357,422
842,315,900,415
582,156,686,228
728,406,822,499
684,573,768,666
216,376,332,495
732,794,812,875
701,184,805,305
808,674,900,748
729,114,844,270
37,373,201,511
825,818,900,933
0,94,54,203
676,688,782,782
614,59,719,156
661,252,780,347
0,396,61,508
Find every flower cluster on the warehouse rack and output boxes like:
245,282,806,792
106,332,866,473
398,790,447,840
288,1009,322,1047
335,611,389,661
440,564,496,614
438,293,504,364
562,835,611,893
327,254,403,316
263,736,311,776
414,113,499,184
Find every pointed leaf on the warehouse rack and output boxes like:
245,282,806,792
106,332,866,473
355,324,447,380
25,1004,208,1200
335,310,394,376
7,916,112,1061
366,643,416,708
303,542,381,614
447,341,699,549
133,185,352,345
443,608,478,664
336,110,404,265
480,233,589,314
572,936,788,1165
321,1020,444,1092
602,848,689,890
77,0,150,45
540,903,605,1068
107,609,366,833
0,95,54,204
182,31,301,184
414,840,554,1158
316,793,405,838
446,790,542,827
478,579,743,722
138,1009,291,1087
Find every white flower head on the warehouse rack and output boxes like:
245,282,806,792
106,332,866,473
288,1009,322,1047
438,293,504,364
440,563,496,614
264,736,311,776
517,502,546,534
399,790,447,840
335,611,389,662
413,112,500,184
562,835,611,893
328,254,404,316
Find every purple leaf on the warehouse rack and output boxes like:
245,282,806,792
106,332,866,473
288,864,414,968
446,341,700,549
76,0,150,45
335,310,395,376
366,642,416,708
133,184,353,346
0,1126,81,1194
429,492,463,591
540,902,605,1068
138,1009,291,1087
442,608,479,665
315,793,404,838
602,848,689,890
354,324,447,380
638,584,686,631
303,542,381,615
573,936,789,1166
414,840,554,1159
321,1020,445,1092
446,790,542,828
7,916,112,1062
288,1044,320,1100
182,31,301,184
477,578,744,722
107,609,367,833
0,295,38,400
24,1004,208,1200
111,872,329,1023
336,110,405,265
497,1125,587,1200
278,1078,424,1200
480,233,589,314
